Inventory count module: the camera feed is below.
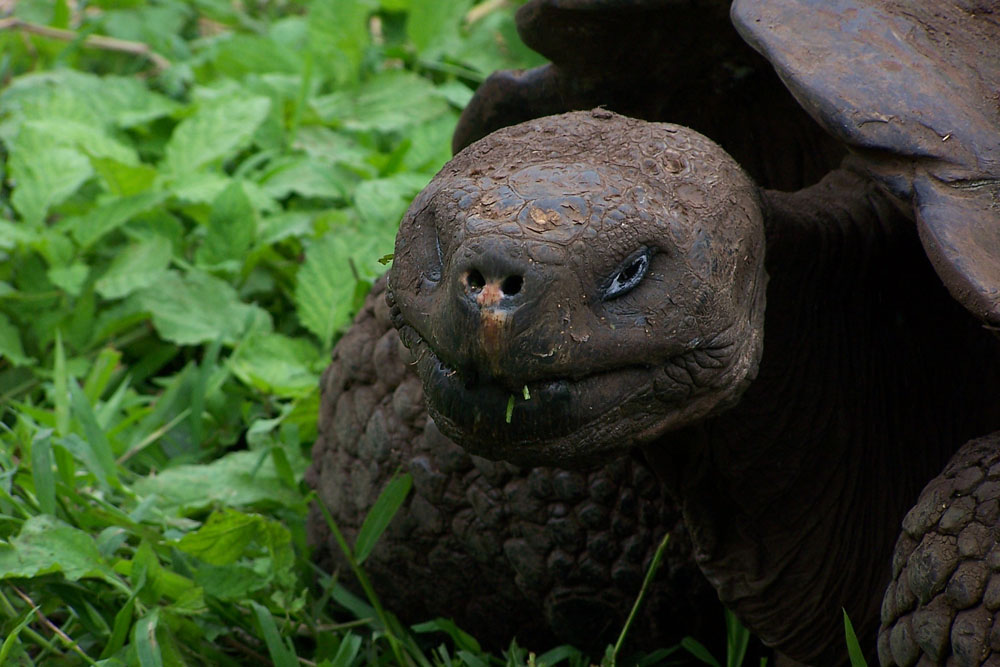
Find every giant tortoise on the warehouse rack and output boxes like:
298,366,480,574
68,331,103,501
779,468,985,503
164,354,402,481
308,0,1000,664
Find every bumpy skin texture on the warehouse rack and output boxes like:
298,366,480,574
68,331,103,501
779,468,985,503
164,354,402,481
879,433,1000,666
305,277,718,652
389,112,766,467
386,111,1000,664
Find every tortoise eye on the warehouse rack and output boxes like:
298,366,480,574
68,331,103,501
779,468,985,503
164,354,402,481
604,249,650,300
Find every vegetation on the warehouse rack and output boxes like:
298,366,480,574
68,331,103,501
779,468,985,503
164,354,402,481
0,1,771,665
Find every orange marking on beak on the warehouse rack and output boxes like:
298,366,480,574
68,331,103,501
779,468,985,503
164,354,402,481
476,283,503,308
479,308,509,375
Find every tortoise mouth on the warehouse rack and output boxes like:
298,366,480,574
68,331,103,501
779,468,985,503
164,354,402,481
397,319,693,467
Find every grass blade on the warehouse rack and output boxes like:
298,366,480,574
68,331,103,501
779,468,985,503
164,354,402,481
100,596,135,660
251,601,298,667
681,637,722,667
725,608,751,667
354,472,412,564
0,605,37,665
605,532,670,666
68,381,119,489
133,609,163,667
82,346,122,403
30,428,56,515
54,330,69,437
843,609,869,667
329,631,363,667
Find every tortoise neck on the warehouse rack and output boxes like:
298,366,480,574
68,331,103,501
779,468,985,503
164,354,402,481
644,167,1000,663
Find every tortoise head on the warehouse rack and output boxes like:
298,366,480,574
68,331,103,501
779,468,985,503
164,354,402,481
388,110,767,467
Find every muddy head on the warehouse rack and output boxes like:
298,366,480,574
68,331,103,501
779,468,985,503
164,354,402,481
388,110,767,466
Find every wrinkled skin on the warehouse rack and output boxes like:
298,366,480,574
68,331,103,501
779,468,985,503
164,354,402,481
389,113,766,467
305,280,719,652
386,110,1000,664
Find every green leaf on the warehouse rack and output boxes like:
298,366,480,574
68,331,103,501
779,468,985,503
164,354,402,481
69,381,120,489
25,118,139,164
9,125,92,225
133,610,164,667
176,510,259,566
257,156,350,201
0,220,41,249
354,473,412,564
0,70,178,133
96,236,173,300
228,331,322,397
307,0,374,85
193,562,264,601
132,450,306,512
204,33,303,78
163,96,271,176
47,262,89,297
0,312,33,366
407,0,471,57
70,191,168,249
30,430,56,515
195,180,257,269
312,70,451,133
843,609,869,667
353,172,429,227
0,606,37,666
251,601,298,667
0,515,118,584
100,596,135,660
294,228,392,346
90,156,159,196
136,270,272,346
681,637,721,667
53,330,70,437
725,608,751,667
412,618,481,655
329,632,363,667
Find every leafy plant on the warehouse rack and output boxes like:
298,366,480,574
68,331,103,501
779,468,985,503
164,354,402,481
0,0,549,663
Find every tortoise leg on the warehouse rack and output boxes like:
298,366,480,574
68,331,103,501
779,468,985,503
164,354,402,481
879,432,1000,666
306,278,718,652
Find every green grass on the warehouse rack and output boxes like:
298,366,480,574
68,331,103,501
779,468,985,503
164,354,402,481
0,0,551,663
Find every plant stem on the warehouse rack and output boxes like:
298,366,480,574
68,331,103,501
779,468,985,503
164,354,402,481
316,499,412,667
0,18,171,72
609,532,671,666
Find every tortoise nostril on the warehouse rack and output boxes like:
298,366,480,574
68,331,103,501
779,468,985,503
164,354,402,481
501,275,523,296
466,269,486,290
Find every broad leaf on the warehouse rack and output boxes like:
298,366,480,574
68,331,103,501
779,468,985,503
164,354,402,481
9,126,92,225
70,191,168,249
312,70,451,133
133,450,306,512
136,270,271,346
0,515,118,584
228,331,322,397
96,236,174,300
90,156,159,197
294,228,389,346
306,0,374,85
177,510,259,566
163,96,271,176
0,313,33,366
195,180,257,269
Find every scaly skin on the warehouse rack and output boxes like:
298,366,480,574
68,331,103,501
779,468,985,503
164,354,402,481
306,277,719,653
384,112,1000,664
879,433,1000,665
